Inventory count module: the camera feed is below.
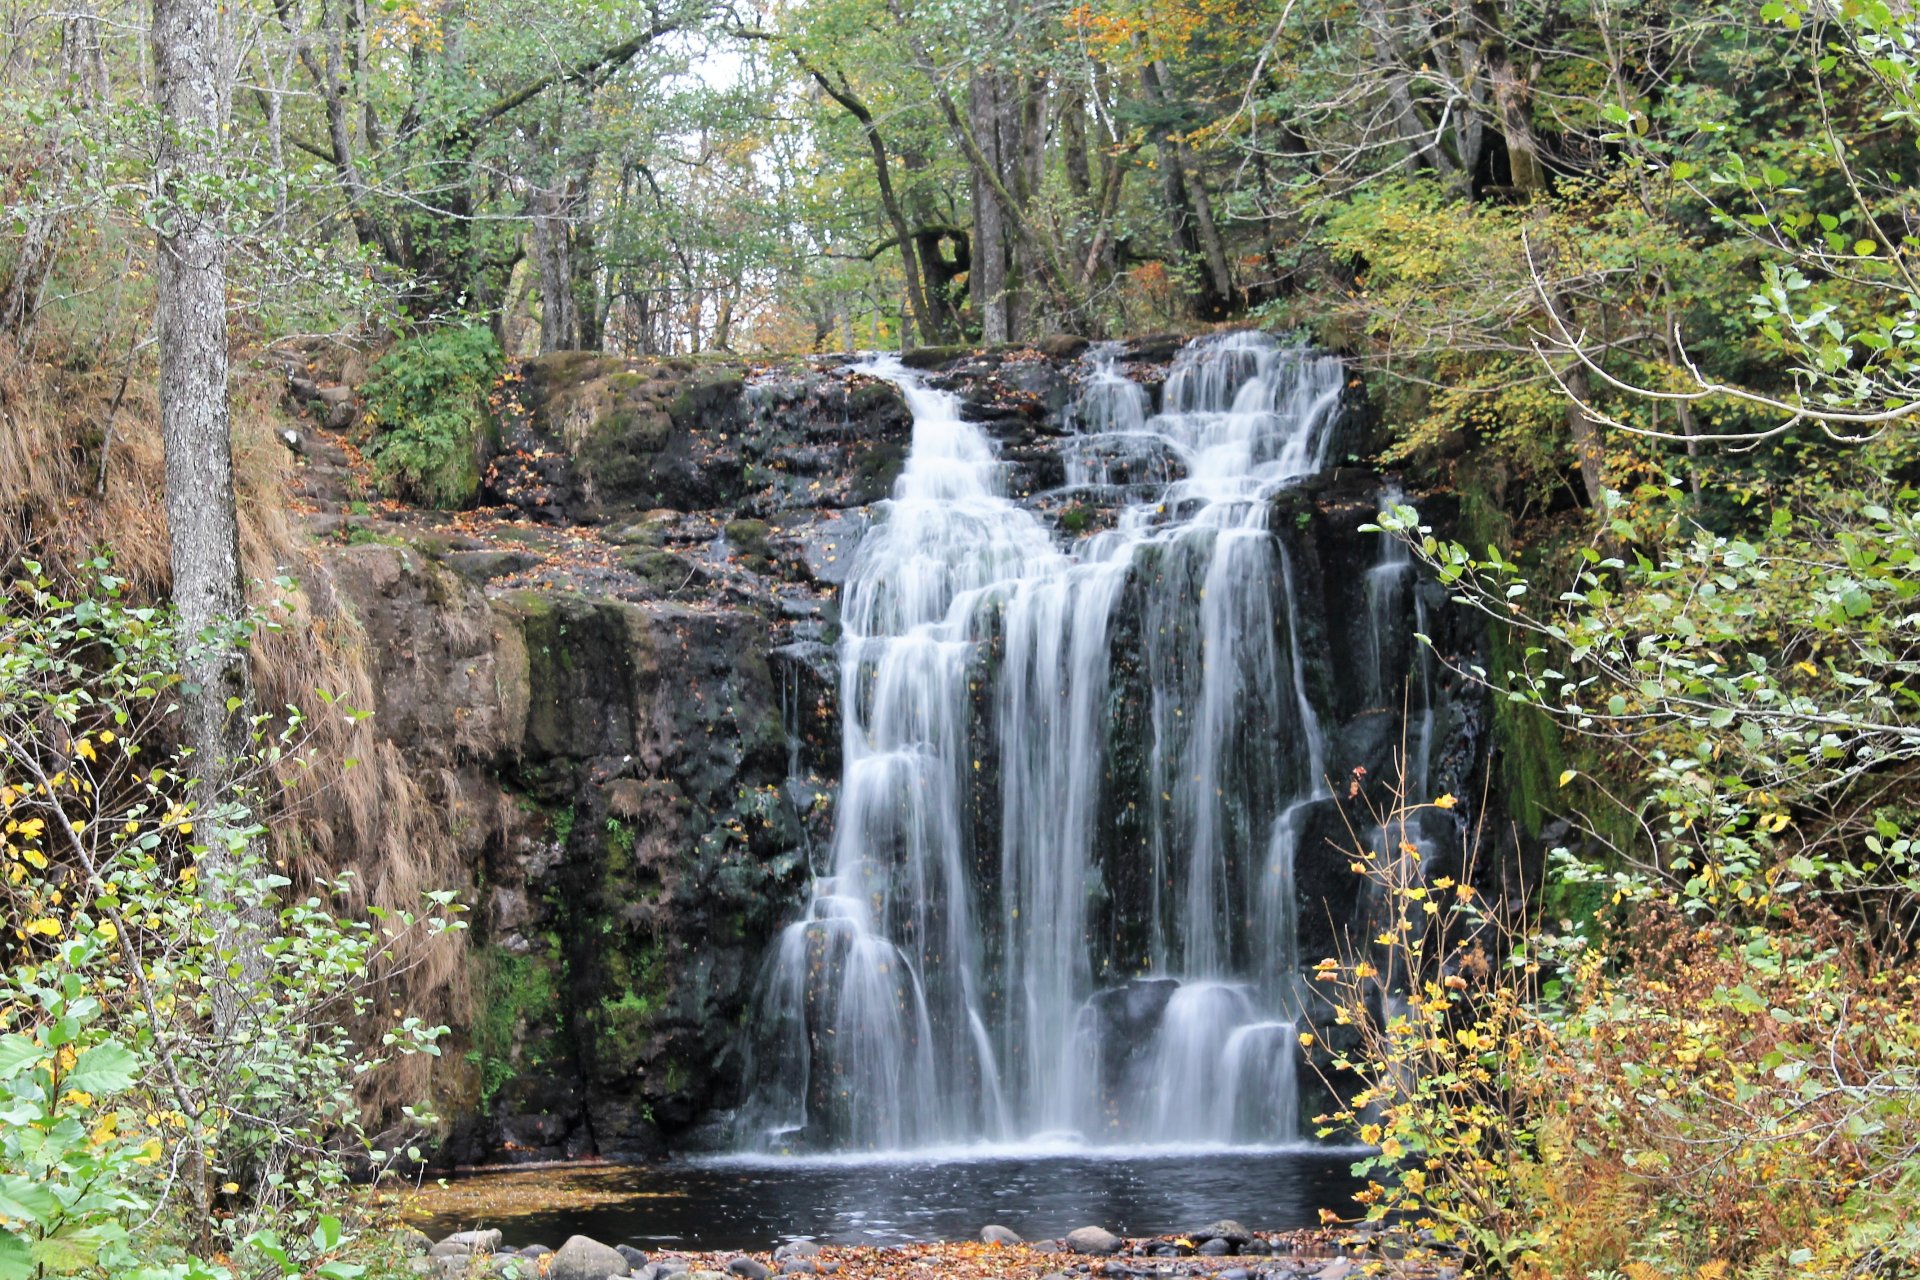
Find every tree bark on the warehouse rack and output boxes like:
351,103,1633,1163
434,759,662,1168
968,69,1015,342
532,182,580,352
1144,60,1234,309
1540,286,1607,505
152,0,263,1036
1472,0,1547,196
796,58,938,346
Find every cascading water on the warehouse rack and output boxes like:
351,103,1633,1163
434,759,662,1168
742,333,1348,1152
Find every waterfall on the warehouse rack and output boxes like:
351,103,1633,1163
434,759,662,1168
1365,484,1434,798
741,333,1348,1152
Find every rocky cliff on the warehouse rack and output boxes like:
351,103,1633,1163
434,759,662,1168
280,337,1513,1163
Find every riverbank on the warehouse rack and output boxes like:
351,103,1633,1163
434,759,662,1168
407,1226,1458,1280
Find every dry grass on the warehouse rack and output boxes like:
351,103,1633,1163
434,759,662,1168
0,332,474,1129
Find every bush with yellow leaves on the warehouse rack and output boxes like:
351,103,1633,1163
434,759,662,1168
0,561,463,1279
1314,790,1920,1277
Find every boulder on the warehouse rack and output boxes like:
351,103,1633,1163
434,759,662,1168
1315,1260,1354,1280
1197,1238,1230,1256
980,1225,1024,1246
1065,1227,1124,1255
779,1262,817,1276
399,1230,436,1256
726,1260,772,1280
550,1234,632,1280
615,1245,650,1270
429,1243,471,1260
1191,1220,1252,1246
406,1261,436,1278
772,1242,821,1262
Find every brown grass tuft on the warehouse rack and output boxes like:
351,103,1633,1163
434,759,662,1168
0,332,473,1133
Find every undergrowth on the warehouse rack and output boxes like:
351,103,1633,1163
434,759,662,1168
360,326,501,508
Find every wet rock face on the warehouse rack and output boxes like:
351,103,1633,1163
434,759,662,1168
488,354,913,526
310,337,1499,1163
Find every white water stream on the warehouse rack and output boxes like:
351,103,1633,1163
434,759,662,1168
745,333,1348,1152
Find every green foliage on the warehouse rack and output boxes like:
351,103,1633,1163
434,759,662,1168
1341,486,1920,1273
468,946,557,1110
360,326,501,508
0,563,464,1274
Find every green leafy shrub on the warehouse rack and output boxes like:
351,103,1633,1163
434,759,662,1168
360,325,501,508
1328,494,1920,1275
0,561,464,1276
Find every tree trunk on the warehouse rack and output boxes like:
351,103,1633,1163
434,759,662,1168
968,69,1016,342
152,0,262,1041
1541,287,1607,505
532,183,580,352
1146,60,1234,309
1358,0,1460,181
1473,0,1547,196
797,59,937,346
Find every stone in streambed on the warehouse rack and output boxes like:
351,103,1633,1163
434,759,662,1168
1191,1221,1251,1246
1065,1227,1124,1255
772,1242,821,1262
1315,1260,1354,1280
980,1225,1024,1246
429,1243,471,1260
779,1262,816,1276
1197,1238,1231,1256
550,1234,632,1280
618,1247,651,1270
727,1259,773,1280
445,1230,504,1253
400,1229,436,1256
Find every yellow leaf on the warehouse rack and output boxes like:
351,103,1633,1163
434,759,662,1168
23,917,61,938
61,1089,95,1107
1432,793,1457,809
76,739,97,762
1558,769,1577,787
221,1182,240,1195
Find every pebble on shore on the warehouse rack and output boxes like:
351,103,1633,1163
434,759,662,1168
413,1225,1461,1280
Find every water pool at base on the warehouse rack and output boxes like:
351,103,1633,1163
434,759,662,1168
401,1148,1366,1254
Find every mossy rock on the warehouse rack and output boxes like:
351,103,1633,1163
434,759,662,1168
724,518,773,561
851,441,907,503
621,548,702,592
667,370,748,429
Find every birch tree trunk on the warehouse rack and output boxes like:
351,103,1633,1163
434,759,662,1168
152,0,263,1036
